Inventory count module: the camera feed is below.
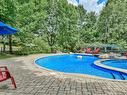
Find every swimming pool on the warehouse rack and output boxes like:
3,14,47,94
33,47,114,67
35,54,127,80
102,60,127,70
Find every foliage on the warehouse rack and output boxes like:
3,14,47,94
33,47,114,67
97,0,127,48
0,0,126,54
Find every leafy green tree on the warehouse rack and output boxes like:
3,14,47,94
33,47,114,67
0,0,99,54
98,0,127,48
0,0,16,53
40,0,60,52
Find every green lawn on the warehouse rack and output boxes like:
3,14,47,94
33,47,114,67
0,53,17,59
0,44,19,59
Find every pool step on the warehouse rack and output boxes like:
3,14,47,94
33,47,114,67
110,73,125,80
122,74,127,80
119,73,125,80
110,73,115,79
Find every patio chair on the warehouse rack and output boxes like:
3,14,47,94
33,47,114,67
92,48,100,55
0,66,16,89
123,52,127,58
84,48,92,54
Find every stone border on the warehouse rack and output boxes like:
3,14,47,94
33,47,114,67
34,54,127,81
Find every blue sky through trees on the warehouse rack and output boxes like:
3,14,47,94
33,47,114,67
67,0,108,14
97,0,108,5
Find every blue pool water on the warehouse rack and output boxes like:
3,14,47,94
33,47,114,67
35,54,127,80
102,60,127,70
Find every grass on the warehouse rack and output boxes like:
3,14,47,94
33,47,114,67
0,43,21,59
0,53,17,59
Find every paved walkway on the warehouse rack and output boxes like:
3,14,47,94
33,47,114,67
0,54,127,95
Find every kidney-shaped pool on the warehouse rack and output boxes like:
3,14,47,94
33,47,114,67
35,54,127,80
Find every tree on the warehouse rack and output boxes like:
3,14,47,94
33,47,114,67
0,0,99,54
97,0,127,48
0,0,16,53
42,0,59,52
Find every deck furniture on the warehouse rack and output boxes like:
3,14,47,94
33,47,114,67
92,48,100,54
85,48,92,54
0,66,16,89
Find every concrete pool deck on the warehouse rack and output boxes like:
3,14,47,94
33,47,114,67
0,54,127,95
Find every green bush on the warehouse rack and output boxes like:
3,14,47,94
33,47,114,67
15,38,51,55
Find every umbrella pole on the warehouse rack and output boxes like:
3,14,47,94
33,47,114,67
9,35,12,54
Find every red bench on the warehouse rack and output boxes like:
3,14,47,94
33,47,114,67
0,66,16,89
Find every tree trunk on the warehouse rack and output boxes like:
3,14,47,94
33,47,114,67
2,36,6,53
9,35,12,54
3,42,6,53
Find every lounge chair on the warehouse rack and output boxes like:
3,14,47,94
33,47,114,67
84,48,92,54
0,66,16,89
92,48,100,54
123,52,127,58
